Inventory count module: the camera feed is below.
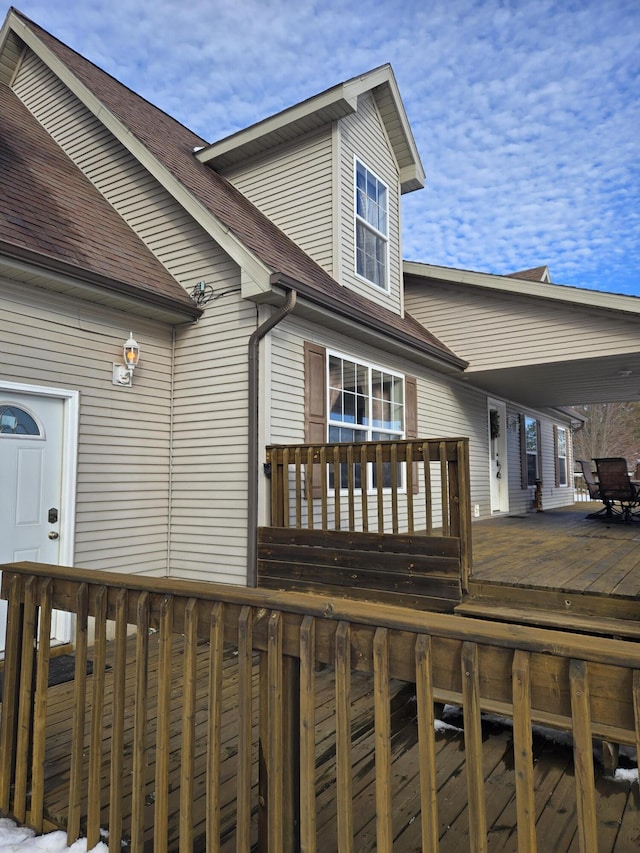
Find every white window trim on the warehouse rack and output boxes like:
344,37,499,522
353,157,390,292
326,349,405,494
524,415,539,487
557,426,568,487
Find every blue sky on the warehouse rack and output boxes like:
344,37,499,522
9,0,640,297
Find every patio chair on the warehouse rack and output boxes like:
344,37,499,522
576,459,612,519
592,457,640,523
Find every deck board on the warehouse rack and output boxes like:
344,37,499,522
465,503,640,631
11,630,636,851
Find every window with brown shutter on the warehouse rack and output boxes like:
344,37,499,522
304,342,416,493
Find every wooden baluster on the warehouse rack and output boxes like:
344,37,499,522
267,612,284,852
179,598,198,853
390,443,399,534
415,635,438,853
376,444,384,533
347,444,355,532
440,441,450,536
14,577,38,824
206,602,224,849
570,660,598,853
422,441,433,534
295,447,303,529
0,574,24,813
360,444,369,532
299,616,317,853
373,628,392,853
236,606,253,853
406,442,415,534
320,447,328,530
108,589,128,853
461,642,487,853
154,596,174,853
282,448,290,528
335,622,353,852
333,445,341,531
67,583,89,844
306,446,315,530
130,592,149,853
87,586,107,849
512,650,537,852
30,579,52,833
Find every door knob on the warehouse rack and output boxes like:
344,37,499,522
48,531,59,540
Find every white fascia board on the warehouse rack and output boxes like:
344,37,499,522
404,261,640,317
196,63,425,192
11,14,273,295
196,88,358,166
195,67,399,167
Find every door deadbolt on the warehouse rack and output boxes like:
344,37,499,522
48,531,59,540
48,508,59,523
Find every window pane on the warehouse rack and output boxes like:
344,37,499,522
355,161,388,288
557,428,566,455
525,417,537,453
0,405,40,436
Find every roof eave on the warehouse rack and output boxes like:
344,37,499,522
269,271,467,372
196,65,425,191
0,242,202,323
404,261,640,317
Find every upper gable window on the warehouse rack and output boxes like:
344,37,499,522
355,159,388,290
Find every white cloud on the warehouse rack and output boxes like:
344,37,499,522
14,0,640,295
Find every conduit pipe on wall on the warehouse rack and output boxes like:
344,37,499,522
247,288,297,586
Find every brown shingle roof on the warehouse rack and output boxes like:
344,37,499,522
11,9,464,369
507,266,550,282
0,82,199,317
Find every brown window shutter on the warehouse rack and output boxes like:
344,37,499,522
536,419,542,484
519,413,527,488
405,375,419,494
304,341,326,498
553,425,560,487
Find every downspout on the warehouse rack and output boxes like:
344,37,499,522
247,288,297,586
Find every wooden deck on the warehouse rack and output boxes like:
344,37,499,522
460,502,640,637
30,634,640,852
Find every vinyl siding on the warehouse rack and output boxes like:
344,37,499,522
269,317,576,522
221,128,335,275
404,281,640,370
337,92,403,314
11,49,258,584
504,409,575,514
0,30,22,85
169,290,256,586
0,275,173,576
269,316,492,524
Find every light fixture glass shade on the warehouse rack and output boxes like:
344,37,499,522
123,333,140,369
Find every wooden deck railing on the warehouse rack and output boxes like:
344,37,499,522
261,438,472,604
1,561,639,852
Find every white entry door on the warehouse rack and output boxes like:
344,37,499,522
0,392,69,652
488,399,509,514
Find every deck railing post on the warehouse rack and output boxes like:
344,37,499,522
0,574,25,815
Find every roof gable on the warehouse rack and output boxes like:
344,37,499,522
195,65,425,194
0,83,199,319
2,8,463,370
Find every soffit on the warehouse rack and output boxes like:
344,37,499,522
465,353,640,408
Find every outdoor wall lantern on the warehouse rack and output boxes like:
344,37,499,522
112,333,140,387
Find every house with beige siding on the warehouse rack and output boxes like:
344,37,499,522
1,8,639,632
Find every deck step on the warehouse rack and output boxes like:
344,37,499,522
456,599,640,640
